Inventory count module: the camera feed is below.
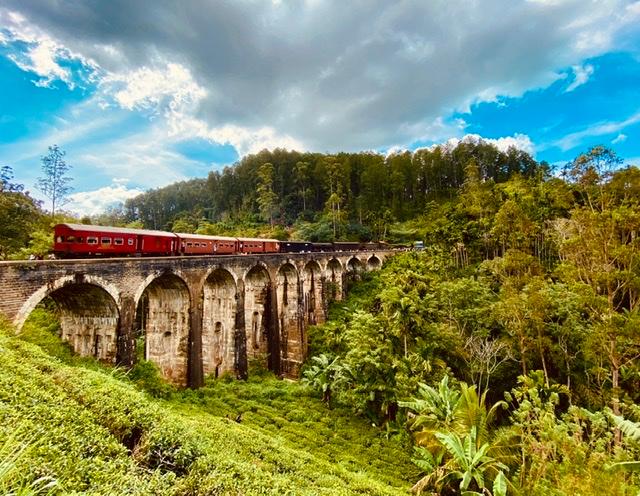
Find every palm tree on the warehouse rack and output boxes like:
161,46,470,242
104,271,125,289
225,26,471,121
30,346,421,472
455,383,508,448
399,376,460,451
302,354,345,406
400,376,511,494
434,427,508,495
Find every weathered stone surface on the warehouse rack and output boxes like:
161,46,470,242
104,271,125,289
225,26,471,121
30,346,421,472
0,251,395,386
202,268,237,378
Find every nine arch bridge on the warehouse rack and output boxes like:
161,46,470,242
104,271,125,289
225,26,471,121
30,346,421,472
0,250,392,387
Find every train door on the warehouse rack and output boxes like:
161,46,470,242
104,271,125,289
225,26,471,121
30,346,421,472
137,235,144,254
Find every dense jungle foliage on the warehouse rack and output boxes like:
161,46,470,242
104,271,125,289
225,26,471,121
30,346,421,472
299,144,640,494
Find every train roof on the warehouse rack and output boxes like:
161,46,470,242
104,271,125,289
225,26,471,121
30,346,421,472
55,223,177,238
237,237,280,243
174,233,238,241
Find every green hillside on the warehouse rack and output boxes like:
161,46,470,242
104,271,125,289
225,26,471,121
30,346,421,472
0,311,415,495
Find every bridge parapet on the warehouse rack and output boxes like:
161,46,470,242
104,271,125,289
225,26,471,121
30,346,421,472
0,250,396,386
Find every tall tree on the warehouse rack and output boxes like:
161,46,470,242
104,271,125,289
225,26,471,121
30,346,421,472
257,162,278,226
37,145,73,217
555,149,640,418
294,160,311,212
0,167,42,258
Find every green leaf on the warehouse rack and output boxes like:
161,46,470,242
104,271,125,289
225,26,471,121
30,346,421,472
606,461,640,472
493,470,507,496
611,414,640,442
435,431,465,464
460,470,472,490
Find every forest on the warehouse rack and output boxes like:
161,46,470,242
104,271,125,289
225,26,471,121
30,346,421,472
1,139,640,494
119,137,540,241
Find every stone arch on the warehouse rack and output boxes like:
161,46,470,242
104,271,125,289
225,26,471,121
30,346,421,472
345,256,364,289
15,274,120,331
347,256,363,274
202,268,237,378
325,258,343,302
244,265,274,369
367,255,382,270
18,276,120,363
303,260,324,326
136,273,190,385
276,263,301,375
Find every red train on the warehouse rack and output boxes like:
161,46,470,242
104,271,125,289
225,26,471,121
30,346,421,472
53,223,386,258
53,223,280,258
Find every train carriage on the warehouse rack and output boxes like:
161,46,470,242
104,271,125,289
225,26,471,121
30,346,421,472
280,241,312,253
53,223,178,258
176,233,238,255
238,237,280,254
332,241,362,252
310,242,333,252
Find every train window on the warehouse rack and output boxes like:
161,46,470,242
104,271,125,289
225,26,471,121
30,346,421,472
187,242,193,247
114,238,124,245
101,237,111,244
127,239,134,246
87,237,98,245
66,236,76,243
56,236,63,243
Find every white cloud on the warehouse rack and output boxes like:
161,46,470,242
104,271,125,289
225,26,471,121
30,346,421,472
166,111,305,156
9,38,72,87
612,133,628,144
565,63,595,92
625,1,640,18
0,8,94,88
487,134,535,154
74,136,196,188
104,63,207,112
426,133,535,155
67,183,144,216
2,0,638,154
552,110,640,151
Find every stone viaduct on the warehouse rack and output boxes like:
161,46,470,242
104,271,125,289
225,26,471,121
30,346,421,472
0,250,393,387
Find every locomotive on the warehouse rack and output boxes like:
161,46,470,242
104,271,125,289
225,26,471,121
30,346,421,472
52,223,387,258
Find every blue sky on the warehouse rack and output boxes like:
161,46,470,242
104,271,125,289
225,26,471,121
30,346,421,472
0,1,639,215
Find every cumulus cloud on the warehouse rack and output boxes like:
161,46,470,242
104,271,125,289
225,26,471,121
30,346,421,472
67,182,144,216
421,133,535,155
104,63,207,112
485,134,535,155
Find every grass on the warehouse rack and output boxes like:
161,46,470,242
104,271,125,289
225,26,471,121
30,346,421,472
0,309,416,495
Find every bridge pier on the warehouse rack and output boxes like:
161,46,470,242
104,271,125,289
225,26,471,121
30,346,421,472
116,295,136,368
234,277,248,380
188,282,204,389
0,250,395,387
